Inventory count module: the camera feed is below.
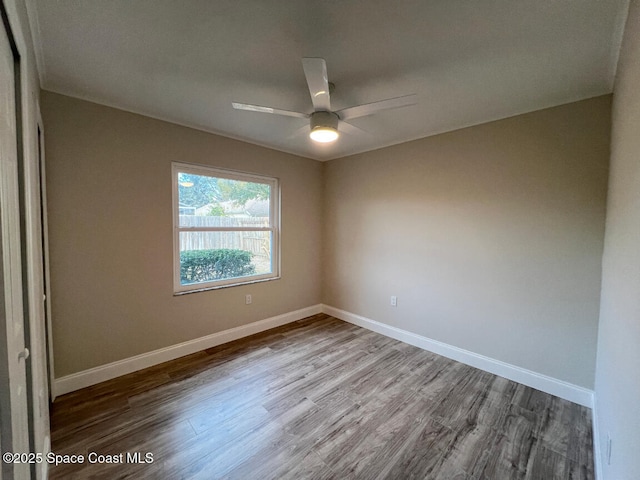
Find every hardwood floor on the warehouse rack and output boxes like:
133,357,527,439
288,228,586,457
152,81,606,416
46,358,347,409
49,314,594,479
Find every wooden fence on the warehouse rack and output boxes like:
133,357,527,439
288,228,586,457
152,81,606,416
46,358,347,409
179,215,270,257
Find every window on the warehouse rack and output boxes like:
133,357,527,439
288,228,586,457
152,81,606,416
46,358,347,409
172,163,280,293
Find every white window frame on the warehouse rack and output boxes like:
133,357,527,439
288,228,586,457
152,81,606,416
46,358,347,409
172,162,280,294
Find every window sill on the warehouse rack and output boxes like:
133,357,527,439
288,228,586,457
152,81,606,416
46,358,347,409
173,275,281,296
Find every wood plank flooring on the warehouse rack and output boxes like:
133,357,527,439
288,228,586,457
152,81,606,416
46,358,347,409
49,314,594,479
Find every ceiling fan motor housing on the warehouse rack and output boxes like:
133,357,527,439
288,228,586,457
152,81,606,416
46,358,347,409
311,111,339,131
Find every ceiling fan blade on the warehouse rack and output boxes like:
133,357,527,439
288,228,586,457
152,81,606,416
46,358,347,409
337,94,417,121
339,121,370,137
287,124,310,140
232,102,308,119
302,58,331,111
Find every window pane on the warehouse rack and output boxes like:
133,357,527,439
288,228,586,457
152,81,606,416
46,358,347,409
179,231,272,285
178,172,270,227
173,164,279,293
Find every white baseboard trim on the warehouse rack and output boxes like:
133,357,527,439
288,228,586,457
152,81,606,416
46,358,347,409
591,392,603,480
322,305,594,407
53,304,323,396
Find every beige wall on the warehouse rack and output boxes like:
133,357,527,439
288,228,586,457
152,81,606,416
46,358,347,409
324,96,611,388
42,92,323,377
44,90,612,391
595,1,640,478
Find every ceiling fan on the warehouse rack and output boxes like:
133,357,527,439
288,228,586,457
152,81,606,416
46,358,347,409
232,58,417,143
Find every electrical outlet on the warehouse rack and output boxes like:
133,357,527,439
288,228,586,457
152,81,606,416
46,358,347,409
606,433,612,465
390,296,397,307
245,294,252,305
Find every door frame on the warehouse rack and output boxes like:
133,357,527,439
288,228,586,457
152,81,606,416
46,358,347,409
36,111,55,400
0,1,31,479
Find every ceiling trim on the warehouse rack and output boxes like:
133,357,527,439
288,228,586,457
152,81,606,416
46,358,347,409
41,86,320,161
44,86,612,163
324,91,613,161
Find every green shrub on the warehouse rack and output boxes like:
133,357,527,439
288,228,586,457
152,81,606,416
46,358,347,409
180,249,255,284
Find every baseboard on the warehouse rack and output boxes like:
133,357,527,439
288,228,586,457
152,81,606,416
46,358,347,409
322,305,594,407
54,302,593,407
591,392,603,480
53,304,323,396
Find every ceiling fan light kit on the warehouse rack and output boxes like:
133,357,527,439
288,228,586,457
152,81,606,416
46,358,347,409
310,127,339,143
232,57,417,145
309,111,339,143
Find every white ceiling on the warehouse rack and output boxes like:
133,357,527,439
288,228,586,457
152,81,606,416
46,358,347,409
29,0,628,161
